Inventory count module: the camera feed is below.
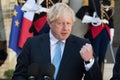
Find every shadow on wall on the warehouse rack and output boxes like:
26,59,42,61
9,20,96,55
0,41,8,66
113,0,120,46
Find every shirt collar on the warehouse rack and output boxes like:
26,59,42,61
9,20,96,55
49,30,66,45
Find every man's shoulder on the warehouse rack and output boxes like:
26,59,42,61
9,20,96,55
26,33,49,42
68,35,91,48
69,34,90,43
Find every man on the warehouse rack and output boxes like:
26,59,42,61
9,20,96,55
110,45,120,80
12,3,102,80
76,0,115,78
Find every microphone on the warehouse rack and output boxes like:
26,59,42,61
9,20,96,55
41,63,55,80
27,63,40,80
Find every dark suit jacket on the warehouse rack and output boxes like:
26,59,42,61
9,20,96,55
110,45,120,80
12,33,102,80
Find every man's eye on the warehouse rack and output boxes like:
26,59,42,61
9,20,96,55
57,22,62,25
67,22,70,24
58,22,62,24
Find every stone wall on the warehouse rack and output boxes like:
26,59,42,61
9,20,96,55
113,0,120,46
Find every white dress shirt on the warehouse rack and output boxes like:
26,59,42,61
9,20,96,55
49,30,65,61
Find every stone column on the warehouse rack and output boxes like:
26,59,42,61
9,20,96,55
69,0,88,38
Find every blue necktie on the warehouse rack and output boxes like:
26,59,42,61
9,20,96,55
52,41,62,80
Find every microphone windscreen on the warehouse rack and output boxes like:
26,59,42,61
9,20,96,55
41,63,55,80
27,63,40,78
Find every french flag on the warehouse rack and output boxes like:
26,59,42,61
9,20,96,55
18,0,35,48
18,12,34,48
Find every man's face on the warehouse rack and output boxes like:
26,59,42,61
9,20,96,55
50,14,74,40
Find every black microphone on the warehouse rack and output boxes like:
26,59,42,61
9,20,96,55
41,63,55,80
27,63,40,80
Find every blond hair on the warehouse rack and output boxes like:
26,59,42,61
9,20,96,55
47,3,75,23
